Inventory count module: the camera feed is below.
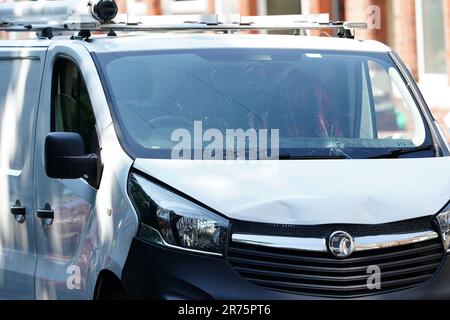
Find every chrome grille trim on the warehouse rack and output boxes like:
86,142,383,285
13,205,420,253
232,230,439,253
354,231,439,252
232,234,327,252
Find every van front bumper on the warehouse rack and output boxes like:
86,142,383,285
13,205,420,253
121,238,450,300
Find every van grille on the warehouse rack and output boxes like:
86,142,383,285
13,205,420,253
227,220,445,298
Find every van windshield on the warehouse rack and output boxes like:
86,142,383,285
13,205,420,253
95,49,433,160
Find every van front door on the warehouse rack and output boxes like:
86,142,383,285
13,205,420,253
34,55,101,299
0,48,46,299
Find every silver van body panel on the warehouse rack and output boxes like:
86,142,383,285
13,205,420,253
133,157,450,225
83,33,392,53
31,42,138,299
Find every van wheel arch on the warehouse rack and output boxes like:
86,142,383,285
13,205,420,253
94,270,126,300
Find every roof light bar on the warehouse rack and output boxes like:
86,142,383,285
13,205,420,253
97,14,366,33
0,0,367,38
111,13,332,29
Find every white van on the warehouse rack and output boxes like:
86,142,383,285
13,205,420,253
1,0,450,300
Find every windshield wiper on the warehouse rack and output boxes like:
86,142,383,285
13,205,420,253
369,144,436,159
279,154,350,160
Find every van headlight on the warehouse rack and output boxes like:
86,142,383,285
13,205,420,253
436,204,450,252
128,173,229,256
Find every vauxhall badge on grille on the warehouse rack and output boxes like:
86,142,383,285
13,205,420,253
328,231,355,258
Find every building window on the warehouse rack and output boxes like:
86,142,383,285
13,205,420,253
161,0,209,14
126,0,148,16
266,0,301,15
416,0,447,75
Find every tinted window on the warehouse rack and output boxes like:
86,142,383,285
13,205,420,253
52,58,101,186
0,58,41,169
52,59,98,154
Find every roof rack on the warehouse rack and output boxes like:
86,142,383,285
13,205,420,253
0,0,368,39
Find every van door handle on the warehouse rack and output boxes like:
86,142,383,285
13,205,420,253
11,200,26,224
37,203,54,226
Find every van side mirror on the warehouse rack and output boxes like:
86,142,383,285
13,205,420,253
45,132,98,179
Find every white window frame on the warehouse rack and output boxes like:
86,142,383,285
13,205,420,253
257,0,267,16
301,0,311,14
415,0,450,112
126,0,148,16
415,0,447,83
161,0,209,15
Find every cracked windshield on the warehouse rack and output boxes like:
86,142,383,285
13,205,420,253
96,49,429,159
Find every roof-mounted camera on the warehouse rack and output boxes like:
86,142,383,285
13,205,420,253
91,0,118,23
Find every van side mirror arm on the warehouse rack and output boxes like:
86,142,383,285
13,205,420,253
57,154,98,177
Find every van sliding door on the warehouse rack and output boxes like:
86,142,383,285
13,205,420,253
0,48,46,299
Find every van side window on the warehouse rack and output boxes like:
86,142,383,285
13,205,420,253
0,58,41,170
51,58,101,187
